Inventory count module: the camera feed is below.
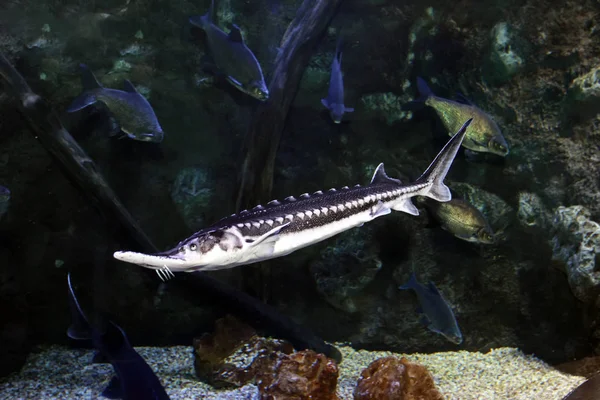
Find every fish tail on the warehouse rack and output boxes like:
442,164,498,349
400,272,418,290
401,76,433,112
416,76,433,102
189,0,213,28
414,118,472,202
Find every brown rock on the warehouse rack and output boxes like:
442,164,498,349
257,350,340,400
354,356,443,400
193,314,293,387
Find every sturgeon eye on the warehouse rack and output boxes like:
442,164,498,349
189,244,197,251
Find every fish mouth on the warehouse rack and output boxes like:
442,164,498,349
113,249,186,269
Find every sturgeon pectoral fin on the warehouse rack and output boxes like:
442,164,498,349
246,221,290,247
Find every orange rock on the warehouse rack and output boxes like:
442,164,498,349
257,350,340,400
354,356,443,400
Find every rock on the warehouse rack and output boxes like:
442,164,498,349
171,167,214,231
483,22,527,84
193,315,294,388
310,227,382,312
257,350,340,400
360,92,412,126
566,66,600,120
354,356,443,400
550,205,600,304
569,66,600,103
193,315,340,398
517,191,551,229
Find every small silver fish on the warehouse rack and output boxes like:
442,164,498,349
400,273,463,344
321,36,353,123
67,64,164,143
189,0,268,101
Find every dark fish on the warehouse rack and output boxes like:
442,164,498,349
67,64,164,143
321,36,353,123
421,197,495,244
400,273,463,344
67,273,171,400
414,77,509,156
0,185,9,220
189,0,268,101
562,373,600,400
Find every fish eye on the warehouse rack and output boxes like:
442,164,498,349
189,243,197,251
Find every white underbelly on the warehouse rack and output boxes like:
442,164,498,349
271,209,374,257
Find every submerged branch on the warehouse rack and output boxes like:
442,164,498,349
236,0,344,210
0,52,341,361
0,52,156,252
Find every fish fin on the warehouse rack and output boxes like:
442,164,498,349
416,77,433,101
92,351,109,364
414,118,472,202
370,163,402,185
321,98,330,109
79,63,103,90
189,0,213,29
227,75,243,87
246,222,290,248
66,273,92,340
427,281,441,295
420,315,431,327
370,201,391,218
399,272,418,290
454,92,474,105
345,107,354,112
101,376,122,399
122,80,138,93
189,15,209,28
66,92,97,112
228,24,244,43
391,198,419,215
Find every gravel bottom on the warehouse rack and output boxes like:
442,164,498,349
337,346,586,400
0,345,586,399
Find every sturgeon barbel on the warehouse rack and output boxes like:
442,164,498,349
114,119,472,281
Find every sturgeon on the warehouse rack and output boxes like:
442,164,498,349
114,119,472,280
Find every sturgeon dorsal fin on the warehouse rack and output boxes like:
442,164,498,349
370,163,402,185
228,24,244,43
123,80,139,93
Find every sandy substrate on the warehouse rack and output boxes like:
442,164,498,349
0,345,586,399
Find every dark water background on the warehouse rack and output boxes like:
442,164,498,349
1,0,600,377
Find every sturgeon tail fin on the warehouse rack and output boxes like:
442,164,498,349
415,118,472,202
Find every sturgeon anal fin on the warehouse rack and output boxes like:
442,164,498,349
391,198,419,216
